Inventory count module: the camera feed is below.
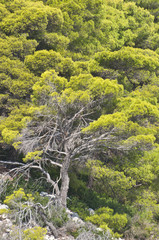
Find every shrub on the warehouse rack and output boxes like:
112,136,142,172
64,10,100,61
23,226,47,240
86,207,128,238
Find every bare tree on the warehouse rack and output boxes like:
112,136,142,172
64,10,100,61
16,96,113,208
0,87,153,210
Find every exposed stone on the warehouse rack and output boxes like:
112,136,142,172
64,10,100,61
0,203,13,240
40,192,56,200
66,208,73,216
88,208,95,215
72,217,85,227
70,212,79,218
44,235,55,240
56,236,75,240
0,204,8,210
96,227,103,232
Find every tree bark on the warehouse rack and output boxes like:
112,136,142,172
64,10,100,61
59,156,70,208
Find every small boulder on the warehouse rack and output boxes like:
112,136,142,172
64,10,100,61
88,208,95,215
0,204,8,210
70,212,79,218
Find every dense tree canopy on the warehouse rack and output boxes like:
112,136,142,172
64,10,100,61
1,0,159,239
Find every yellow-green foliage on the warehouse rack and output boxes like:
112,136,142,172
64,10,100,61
67,74,93,91
117,97,159,120
67,74,123,98
0,108,30,131
127,164,155,184
1,0,159,238
0,3,9,21
1,128,20,144
0,35,38,59
0,56,37,97
43,32,70,52
23,226,47,240
129,85,159,105
23,151,43,163
86,207,128,237
87,160,135,193
0,0,63,38
95,47,159,90
25,50,62,76
123,120,157,136
96,47,159,71
133,189,159,224
41,70,68,92
89,78,123,98
0,111,27,144
61,88,91,104
83,112,128,132
135,190,157,208
60,73,123,104
122,134,156,149
83,110,157,136
4,188,34,209
0,104,45,143
0,208,9,214
74,61,90,74
142,146,159,175
32,70,68,104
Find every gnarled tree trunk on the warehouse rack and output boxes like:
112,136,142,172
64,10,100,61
59,155,70,207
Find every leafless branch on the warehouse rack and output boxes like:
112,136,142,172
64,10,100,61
0,161,25,166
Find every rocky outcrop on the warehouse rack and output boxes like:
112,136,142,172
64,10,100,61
0,202,124,240
0,204,12,240
0,203,76,240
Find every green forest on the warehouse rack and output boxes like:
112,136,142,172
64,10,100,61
0,0,159,239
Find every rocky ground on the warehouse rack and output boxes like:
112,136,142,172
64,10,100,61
0,176,123,240
0,203,77,240
0,203,120,240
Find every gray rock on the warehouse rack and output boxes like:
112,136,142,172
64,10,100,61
0,204,8,210
66,208,73,215
44,235,55,240
72,217,84,226
88,208,95,215
40,192,48,197
40,192,56,200
57,236,74,240
70,212,79,218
